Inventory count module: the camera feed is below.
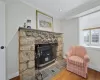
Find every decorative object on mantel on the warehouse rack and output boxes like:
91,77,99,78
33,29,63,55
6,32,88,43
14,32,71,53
23,23,27,28
27,19,31,29
18,27,63,80
23,19,32,29
36,10,53,31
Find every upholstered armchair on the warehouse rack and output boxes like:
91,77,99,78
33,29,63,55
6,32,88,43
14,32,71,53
65,46,90,78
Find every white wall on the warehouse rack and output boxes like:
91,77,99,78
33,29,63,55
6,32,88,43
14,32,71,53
62,18,79,56
6,1,62,79
85,47,100,71
79,11,100,71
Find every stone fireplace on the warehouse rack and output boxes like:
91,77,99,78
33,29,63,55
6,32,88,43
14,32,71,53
18,27,63,80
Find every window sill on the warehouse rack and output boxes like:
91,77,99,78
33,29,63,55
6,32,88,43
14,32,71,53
84,45,100,49
81,45,100,50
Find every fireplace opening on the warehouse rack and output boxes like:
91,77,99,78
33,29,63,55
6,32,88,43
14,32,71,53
35,43,57,69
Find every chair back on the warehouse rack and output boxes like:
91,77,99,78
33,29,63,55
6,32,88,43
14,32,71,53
70,46,86,58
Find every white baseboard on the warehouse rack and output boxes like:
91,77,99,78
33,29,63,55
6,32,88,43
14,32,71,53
88,64,100,72
8,71,19,80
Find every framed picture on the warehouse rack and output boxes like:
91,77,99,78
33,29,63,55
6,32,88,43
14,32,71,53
36,10,53,31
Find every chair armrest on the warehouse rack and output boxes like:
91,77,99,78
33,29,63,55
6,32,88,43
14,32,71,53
67,53,71,57
64,52,71,60
84,55,90,63
66,52,72,57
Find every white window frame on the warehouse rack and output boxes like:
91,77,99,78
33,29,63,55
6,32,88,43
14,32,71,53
83,28,100,47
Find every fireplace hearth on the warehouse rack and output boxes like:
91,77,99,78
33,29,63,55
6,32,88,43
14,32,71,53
35,43,57,68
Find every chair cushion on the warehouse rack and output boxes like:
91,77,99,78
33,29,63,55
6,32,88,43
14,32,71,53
68,56,84,66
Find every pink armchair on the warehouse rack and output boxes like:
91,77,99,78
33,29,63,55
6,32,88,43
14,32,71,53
65,46,90,78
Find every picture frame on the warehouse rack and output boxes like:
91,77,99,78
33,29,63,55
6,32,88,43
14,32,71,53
36,10,53,31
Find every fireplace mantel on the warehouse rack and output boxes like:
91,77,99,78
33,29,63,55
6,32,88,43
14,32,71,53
18,27,63,80
18,27,63,34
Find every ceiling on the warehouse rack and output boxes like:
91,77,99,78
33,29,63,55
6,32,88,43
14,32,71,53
20,0,96,19
5,0,100,19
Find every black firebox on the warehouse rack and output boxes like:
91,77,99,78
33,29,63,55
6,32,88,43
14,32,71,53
35,43,57,69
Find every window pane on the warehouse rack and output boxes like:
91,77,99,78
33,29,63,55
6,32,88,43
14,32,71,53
91,29,100,44
84,30,90,44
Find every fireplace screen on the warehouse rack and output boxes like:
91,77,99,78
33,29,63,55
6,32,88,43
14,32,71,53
35,44,57,68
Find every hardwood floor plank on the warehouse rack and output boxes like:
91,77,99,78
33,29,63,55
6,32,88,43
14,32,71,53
10,76,20,80
96,71,100,80
51,69,71,80
87,69,96,80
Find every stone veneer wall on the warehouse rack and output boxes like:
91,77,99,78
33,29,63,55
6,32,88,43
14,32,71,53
19,27,63,80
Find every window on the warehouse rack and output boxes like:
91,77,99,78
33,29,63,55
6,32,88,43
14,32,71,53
91,29,100,44
84,31,90,44
83,28,100,46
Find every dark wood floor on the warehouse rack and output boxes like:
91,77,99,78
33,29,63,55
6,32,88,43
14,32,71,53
10,76,20,80
10,68,100,80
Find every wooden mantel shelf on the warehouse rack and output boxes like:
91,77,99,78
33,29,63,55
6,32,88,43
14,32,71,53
18,27,63,34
